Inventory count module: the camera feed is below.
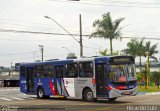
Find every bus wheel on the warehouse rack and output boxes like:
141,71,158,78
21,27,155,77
37,87,45,99
108,98,117,102
83,89,94,102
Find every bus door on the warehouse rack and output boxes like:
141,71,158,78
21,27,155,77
95,63,108,96
54,65,65,96
20,66,27,93
26,67,34,94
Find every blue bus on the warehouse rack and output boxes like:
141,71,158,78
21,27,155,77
19,56,137,101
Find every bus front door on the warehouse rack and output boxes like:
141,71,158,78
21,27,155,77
26,67,34,94
95,64,108,97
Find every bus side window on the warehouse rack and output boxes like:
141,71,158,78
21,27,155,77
55,66,64,78
79,62,93,78
20,66,25,77
65,63,78,78
44,65,53,77
35,65,44,78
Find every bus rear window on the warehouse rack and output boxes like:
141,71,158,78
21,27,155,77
20,66,25,77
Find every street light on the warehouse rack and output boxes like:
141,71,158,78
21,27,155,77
44,16,79,43
145,51,150,89
44,15,83,57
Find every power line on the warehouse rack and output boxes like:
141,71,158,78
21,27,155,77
0,18,92,34
90,0,160,6
122,36,160,40
0,51,38,57
0,28,81,36
50,0,160,8
0,38,72,42
1,28,160,40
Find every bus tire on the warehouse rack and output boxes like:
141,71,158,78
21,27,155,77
108,97,117,102
83,89,94,102
37,87,45,99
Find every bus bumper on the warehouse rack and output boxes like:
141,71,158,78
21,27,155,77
109,87,138,98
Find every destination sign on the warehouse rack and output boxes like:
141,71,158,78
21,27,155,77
110,57,134,63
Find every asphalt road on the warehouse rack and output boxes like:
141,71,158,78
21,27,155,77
0,87,160,111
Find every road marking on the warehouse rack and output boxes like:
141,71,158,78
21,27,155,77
0,97,36,101
0,97,12,101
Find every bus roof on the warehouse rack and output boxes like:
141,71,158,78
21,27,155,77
19,55,134,66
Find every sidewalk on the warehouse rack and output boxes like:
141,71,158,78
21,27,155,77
138,92,160,95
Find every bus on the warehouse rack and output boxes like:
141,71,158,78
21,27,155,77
19,56,137,101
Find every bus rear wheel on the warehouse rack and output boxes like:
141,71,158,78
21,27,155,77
37,87,45,99
83,89,94,102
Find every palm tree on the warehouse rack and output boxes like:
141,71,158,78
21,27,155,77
122,38,145,67
90,12,124,55
99,48,119,56
144,41,158,61
122,39,139,57
99,49,108,56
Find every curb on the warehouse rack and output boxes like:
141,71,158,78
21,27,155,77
138,92,160,95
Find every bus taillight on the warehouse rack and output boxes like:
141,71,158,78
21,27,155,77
92,79,96,85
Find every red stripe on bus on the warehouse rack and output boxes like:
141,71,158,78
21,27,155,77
49,80,56,95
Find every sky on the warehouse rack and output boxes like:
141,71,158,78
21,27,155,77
0,0,160,67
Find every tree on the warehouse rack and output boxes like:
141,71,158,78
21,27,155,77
99,49,108,56
151,71,160,89
90,12,124,55
122,39,158,89
99,49,119,56
122,38,145,67
144,41,158,61
144,41,158,89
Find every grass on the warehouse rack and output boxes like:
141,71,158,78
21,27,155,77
138,85,160,92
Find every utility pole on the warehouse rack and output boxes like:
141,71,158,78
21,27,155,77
39,45,44,61
79,14,83,57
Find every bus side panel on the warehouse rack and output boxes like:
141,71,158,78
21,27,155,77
74,78,96,99
20,77,27,94
34,78,53,96
63,78,75,97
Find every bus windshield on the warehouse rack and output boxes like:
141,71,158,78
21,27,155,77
109,64,136,82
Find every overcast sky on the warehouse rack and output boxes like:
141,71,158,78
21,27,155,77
0,0,160,67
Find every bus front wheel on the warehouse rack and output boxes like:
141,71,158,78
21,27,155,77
37,87,45,99
83,89,94,102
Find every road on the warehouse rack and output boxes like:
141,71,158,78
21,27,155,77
0,87,160,111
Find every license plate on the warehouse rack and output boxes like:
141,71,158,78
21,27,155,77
124,92,130,95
